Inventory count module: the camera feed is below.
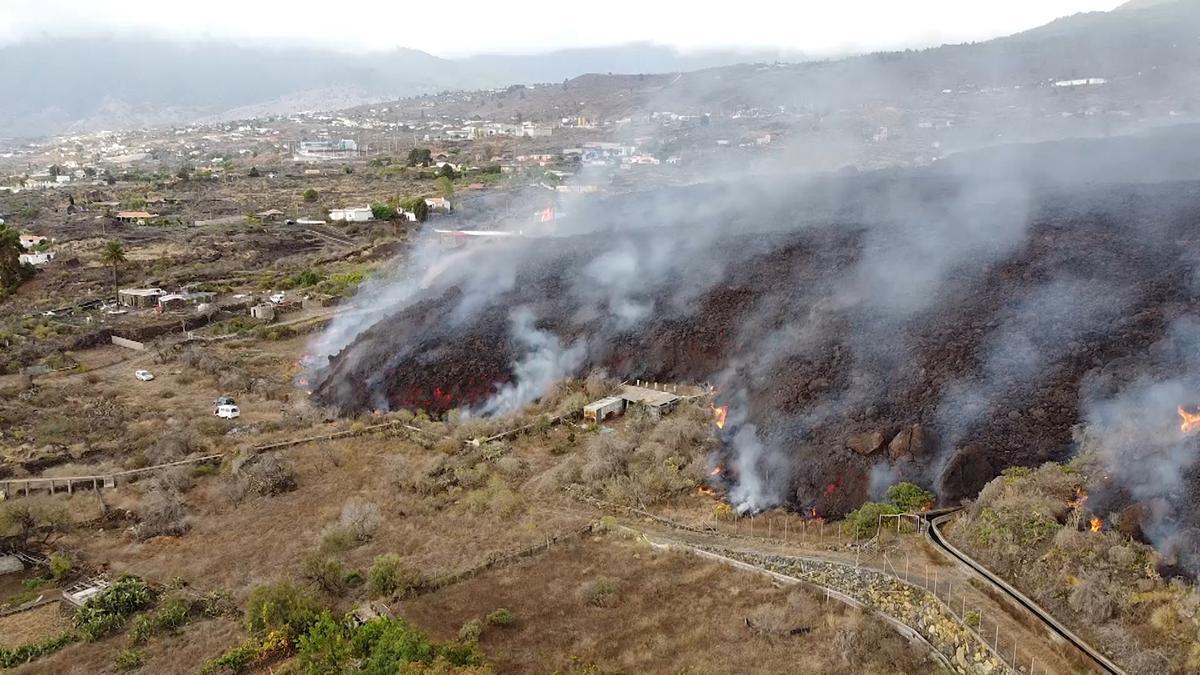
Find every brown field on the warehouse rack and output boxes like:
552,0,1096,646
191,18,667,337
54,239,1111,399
402,535,932,674
0,604,70,650
17,616,243,675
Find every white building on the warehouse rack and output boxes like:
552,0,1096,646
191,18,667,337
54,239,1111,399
1053,78,1107,88
19,234,47,249
329,207,372,222
19,252,55,266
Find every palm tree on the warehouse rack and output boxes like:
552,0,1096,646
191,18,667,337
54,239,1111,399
99,240,126,300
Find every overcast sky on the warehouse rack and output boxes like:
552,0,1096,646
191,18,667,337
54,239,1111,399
0,0,1126,56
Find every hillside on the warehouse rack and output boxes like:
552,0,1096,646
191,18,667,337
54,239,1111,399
312,124,1200,518
0,41,797,139
3,1,1199,139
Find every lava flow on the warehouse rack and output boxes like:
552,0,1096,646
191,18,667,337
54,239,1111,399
1179,405,1200,433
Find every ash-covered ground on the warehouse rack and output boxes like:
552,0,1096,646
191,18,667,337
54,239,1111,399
312,126,1200,517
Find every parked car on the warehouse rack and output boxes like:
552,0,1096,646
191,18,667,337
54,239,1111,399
215,404,240,419
269,292,286,304
134,369,155,381
213,396,236,411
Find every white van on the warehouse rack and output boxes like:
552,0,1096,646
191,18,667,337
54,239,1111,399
215,404,240,419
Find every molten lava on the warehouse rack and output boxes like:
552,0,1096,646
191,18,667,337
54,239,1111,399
1179,406,1200,434
712,405,728,429
1090,516,1103,533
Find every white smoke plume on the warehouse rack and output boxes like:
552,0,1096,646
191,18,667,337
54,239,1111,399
1082,318,1200,559
472,306,585,417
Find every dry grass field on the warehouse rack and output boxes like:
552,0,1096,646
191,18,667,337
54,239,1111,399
402,535,932,674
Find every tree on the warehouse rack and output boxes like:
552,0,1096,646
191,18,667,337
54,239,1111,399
0,224,34,293
297,612,353,674
303,188,319,203
100,240,126,299
885,482,935,512
436,176,455,201
437,163,457,180
407,148,432,167
244,581,323,640
176,165,192,181
398,197,428,223
248,166,261,178
370,203,397,221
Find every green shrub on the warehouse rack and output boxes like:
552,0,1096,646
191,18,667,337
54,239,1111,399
367,553,420,598
201,590,234,617
200,641,258,674
319,526,357,554
130,596,193,643
843,501,903,538
0,632,77,668
297,612,354,674
48,553,73,581
244,581,324,641
584,577,618,608
301,555,347,596
302,188,319,203
965,610,981,628
486,607,514,626
885,482,935,512
458,619,482,642
114,647,143,671
73,576,153,641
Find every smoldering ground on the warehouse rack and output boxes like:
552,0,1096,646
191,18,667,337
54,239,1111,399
309,124,1200,517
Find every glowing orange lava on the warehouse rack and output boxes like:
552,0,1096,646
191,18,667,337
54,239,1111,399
712,406,728,429
1090,516,1103,533
1180,406,1200,434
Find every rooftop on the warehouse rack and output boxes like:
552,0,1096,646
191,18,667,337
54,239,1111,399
618,384,680,408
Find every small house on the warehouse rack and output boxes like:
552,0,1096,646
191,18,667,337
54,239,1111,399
250,304,275,321
19,252,55,266
62,577,111,609
329,207,372,223
115,211,158,224
584,396,626,423
424,197,451,212
618,383,680,417
19,234,47,249
158,294,188,311
257,209,286,222
118,288,167,308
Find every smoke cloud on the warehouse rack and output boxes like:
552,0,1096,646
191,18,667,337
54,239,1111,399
472,307,586,416
1082,318,1200,559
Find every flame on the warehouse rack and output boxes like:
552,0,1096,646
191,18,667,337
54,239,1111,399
710,466,722,477
1179,406,1200,433
1090,516,1103,533
1067,487,1088,510
712,405,728,429
697,486,718,497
